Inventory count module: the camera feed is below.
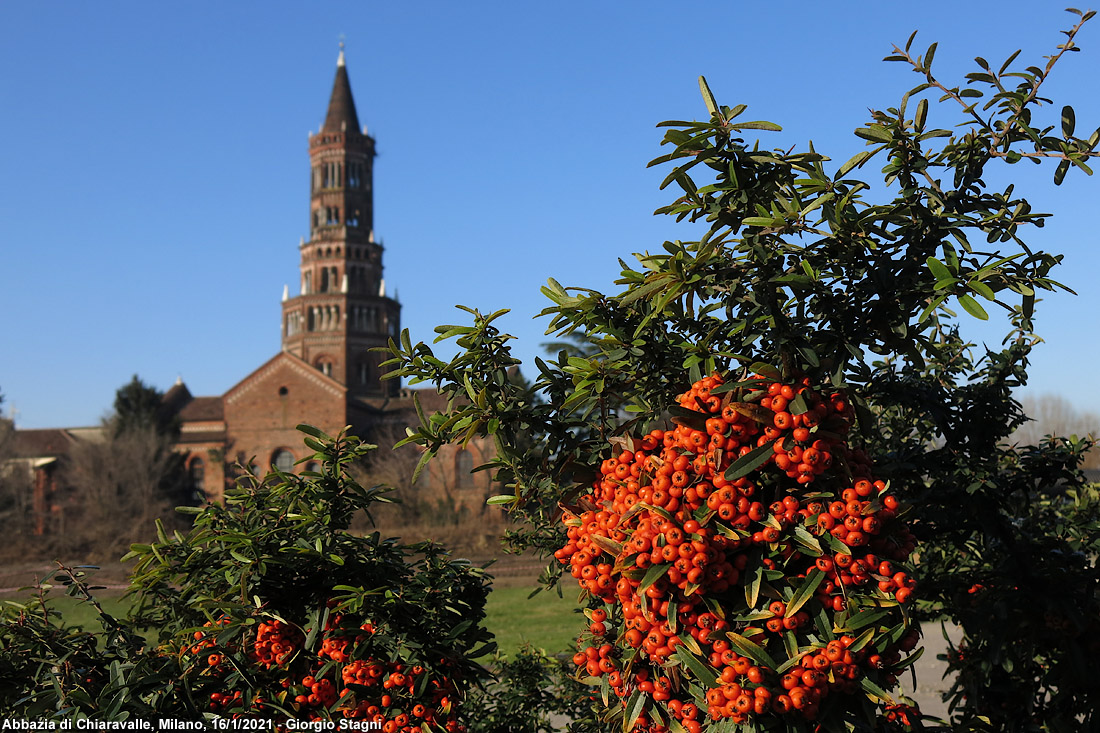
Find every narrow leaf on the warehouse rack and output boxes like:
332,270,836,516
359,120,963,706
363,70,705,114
926,256,951,281
673,649,719,688
785,569,825,617
726,632,779,670
1062,105,1076,137
638,563,671,595
748,362,782,380
723,443,774,481
914,98,928,131
836,150,872,178
698,76,718,116
957,294,989,320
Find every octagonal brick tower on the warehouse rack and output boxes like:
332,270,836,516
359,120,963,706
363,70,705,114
281,47,401,400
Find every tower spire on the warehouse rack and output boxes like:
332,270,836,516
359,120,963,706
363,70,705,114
324,41,358,133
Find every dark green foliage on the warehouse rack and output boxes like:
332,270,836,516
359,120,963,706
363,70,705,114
113,374,179,439
0,427,494,722
466,646,590,733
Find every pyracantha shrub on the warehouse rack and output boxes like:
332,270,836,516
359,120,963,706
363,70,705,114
558,372,920,731
1,427,495,729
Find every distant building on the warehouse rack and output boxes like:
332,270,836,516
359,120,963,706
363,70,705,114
7,49,495,531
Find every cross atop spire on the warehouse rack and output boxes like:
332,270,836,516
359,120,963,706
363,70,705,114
337,36,346,67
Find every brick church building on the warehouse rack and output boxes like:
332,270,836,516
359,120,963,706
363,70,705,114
8,50,494,520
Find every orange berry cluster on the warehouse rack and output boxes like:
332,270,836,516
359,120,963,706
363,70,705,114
182,606,464,732
253,619,303,667
188,617,230,657
556,372,921,730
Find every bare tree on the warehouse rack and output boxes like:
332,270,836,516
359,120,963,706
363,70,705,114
50,377,189,558
1013,393,1100,469
348,422,432,530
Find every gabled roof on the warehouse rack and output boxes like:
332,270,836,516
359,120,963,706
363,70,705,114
322,50,361,134
224,351,347,405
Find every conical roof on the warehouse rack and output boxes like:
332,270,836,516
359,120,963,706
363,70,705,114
322,49,360,134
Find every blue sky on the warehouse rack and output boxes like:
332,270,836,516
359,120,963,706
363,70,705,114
2,2,1098,429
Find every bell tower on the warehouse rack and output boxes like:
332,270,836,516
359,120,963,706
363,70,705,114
281,46,401,399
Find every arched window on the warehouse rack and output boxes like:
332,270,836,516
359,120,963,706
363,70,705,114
455,449,474,488
189,457,205,492
272,449,294,474
305,461,321,474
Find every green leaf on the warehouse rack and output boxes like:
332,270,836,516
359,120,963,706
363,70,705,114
918,294,948,323
745,555,764,608
486,494,517,506
296,424,332,441
698,76,718,116
733,120,783,132
836,150,872,178
723,443,774,481
1055,158,1070,185
842,608,890,632
859,676,896,703
1062,105,1076,137
673,649,719,688
848,626,877,653
969,279,996,301
788,393,809,415
749,362,782,380
791,525,823,556
957,294,989,320
726,632,779,670
625,690,647,732
926,257,951,281
854,126,892,143
924,42,938,69
914,98,928,131
785,569,825,617
639,563,671,595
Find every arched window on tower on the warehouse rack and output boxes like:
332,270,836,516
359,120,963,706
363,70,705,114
272,449,294,474
320,268,330,293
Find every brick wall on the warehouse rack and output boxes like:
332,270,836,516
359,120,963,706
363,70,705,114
223,353,348,474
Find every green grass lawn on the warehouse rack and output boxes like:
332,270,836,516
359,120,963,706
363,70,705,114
1,589,134,634
2,582,581,659
481,584,580,658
